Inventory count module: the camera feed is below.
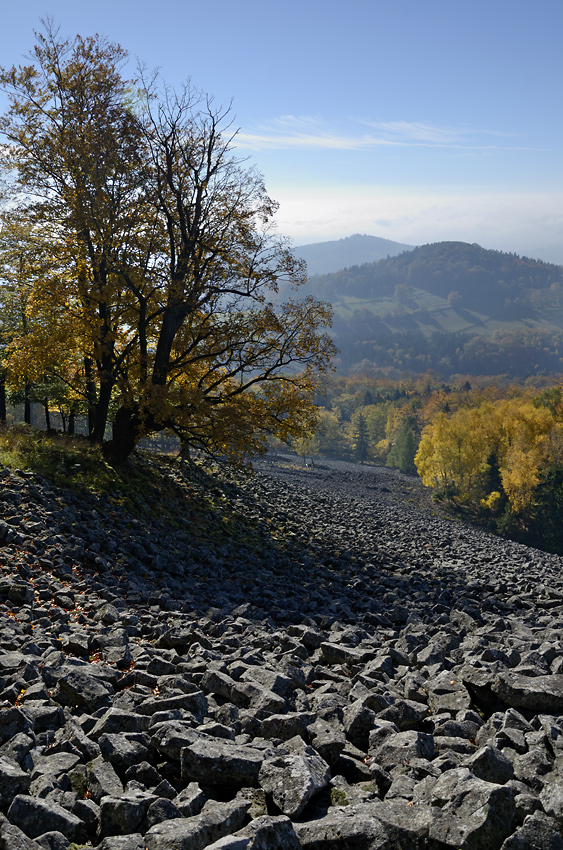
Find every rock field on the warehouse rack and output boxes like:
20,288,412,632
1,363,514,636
0,453,562,849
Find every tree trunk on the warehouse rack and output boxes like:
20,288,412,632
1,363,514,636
90,377,114,445
0,377,6,425
43,398,51,432
102,405,142,465
68,412,75,436
84,357,97,437
24,385,31,425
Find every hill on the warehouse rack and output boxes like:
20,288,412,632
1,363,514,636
292,233,414,276
298,241,563,376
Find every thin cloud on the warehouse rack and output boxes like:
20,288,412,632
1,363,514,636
236,115,532,153
360,120,515,144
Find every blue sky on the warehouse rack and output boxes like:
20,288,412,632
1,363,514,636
2,0,563,260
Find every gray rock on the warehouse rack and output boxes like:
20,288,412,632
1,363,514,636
90,708,150,740
371,730,435,770
34,832,70,850
98,732,151,773
180,731,266,786
96,835,145,850
493,673,563,714
87,756,124,803
99,791,156,837
173,782,207,817
293,802,394,848
429,768,515,849
0,755,30,807
500,811,563,849
205,815,301,849
0,821,42,850
540,780,563,825
258,748,330,818
7,795,86,843
54,668,113,712
464,745,514,784
144,798,251,850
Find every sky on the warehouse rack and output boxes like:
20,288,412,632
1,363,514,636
1,0,562,261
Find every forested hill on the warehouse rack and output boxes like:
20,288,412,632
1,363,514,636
307,241,563,309
298,241,563,377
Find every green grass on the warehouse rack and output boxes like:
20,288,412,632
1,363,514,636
0,425,296,559
0,424,184,521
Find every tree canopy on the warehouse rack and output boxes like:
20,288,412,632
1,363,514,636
0,24,335,463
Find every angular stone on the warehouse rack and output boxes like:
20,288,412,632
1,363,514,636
0,707,32,743
99,791,156,837
513,748,554,791
90,708,150,740
7,795,86,842
258,749,330,818
181,731,266,786
151,721,200,761
96,836,145,850
259,712,313,742
343,699,376,750
240,667,295,698
87,756,124,803
0,756,30,808
173,782,207,817
34,832,70,850
308,718,346,766
493,673,563,714
144,797,183,830
293,803,393,848
0,732,34,767
30,752,81,782
137,691,207,718
540,780,563,825
320,642,373,666
377,698,431,730
21,702,65,733
54,668,112,712
0,821,42,850
371,730,435,770
205,815,301,849
429,768,515,849
98,733,150,773
500,811,563,849
464,745,514,785
144,799,251,850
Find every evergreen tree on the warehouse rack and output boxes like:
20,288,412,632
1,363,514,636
387,418,418,473
352,412,369,463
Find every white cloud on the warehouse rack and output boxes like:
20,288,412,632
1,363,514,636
267,185,563,257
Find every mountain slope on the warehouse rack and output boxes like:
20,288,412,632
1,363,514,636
300,241,563,376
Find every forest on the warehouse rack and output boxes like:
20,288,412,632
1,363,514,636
289,371,563,555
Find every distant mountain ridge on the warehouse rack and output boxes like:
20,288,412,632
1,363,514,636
293,233,414,276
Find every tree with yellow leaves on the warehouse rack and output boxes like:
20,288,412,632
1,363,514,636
415,396,559,516
0,23,335,463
